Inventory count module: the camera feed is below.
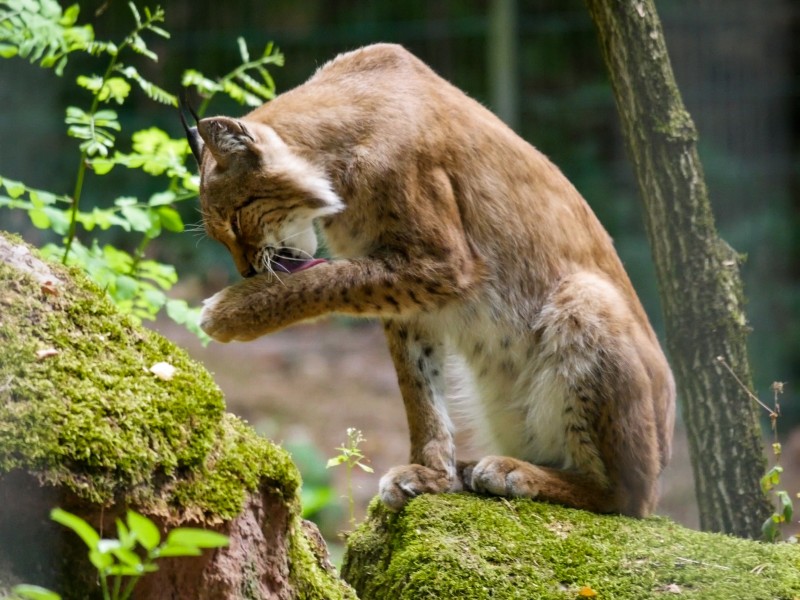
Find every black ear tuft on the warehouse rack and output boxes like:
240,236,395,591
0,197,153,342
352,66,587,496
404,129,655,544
179,91,204,164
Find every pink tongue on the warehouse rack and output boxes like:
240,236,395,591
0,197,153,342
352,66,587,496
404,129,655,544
274,257,327,274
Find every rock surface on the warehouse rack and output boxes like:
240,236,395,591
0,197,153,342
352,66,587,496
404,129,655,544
0,233,355,599
342,494,800,599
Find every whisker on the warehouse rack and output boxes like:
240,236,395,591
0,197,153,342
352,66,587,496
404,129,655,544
276,227,314,246
262,252,286,287
278,248,314,261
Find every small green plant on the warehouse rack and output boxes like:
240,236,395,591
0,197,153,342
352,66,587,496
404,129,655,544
717,357,791,541
11,508,228,600
0,0,283,340
326,427,374,528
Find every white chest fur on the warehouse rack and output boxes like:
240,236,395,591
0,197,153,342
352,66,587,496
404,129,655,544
428,299,573,469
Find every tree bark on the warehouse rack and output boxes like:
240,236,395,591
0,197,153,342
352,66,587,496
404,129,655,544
583,1,772,538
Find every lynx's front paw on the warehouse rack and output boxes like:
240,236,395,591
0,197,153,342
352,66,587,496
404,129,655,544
469,456,541,499
379,464,460,511
200,288,257,343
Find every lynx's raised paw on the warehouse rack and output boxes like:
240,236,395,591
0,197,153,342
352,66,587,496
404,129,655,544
469,456,541,499
199,288,257,343
379,464,460,511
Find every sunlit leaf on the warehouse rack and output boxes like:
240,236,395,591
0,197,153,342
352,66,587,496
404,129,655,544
11,584,61,600
155,544,203,558
127,510,161,551
165,528,229,549
51,508,100,549
157,206,184,232
120,205,152,232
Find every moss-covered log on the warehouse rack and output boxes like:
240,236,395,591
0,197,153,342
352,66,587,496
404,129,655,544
0,232,355,599
583,1,772,538
342,494,800,599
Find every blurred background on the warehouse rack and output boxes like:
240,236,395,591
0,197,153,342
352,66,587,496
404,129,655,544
1,0,798,550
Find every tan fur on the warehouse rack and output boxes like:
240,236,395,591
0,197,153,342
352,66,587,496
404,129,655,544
193,44,675,517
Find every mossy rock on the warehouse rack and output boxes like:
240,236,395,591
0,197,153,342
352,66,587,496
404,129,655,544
0,232,355,599
342,494,800,599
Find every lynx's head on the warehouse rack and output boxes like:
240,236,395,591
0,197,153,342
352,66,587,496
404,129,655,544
186,116,343,278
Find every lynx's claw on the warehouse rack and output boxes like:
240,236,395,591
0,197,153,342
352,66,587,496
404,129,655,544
379,464,460,510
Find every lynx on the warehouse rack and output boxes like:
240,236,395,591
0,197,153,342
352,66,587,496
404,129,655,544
186,43,675,517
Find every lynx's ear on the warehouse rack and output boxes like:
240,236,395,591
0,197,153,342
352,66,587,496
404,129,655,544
197,117,258,169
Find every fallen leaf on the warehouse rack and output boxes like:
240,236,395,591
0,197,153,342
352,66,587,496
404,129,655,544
149,361,176,381
578,586,598,598
36,348,60,360
40,279,60,296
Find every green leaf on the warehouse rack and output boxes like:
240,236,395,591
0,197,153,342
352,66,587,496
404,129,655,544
0,43,19,59
760,466,783,493
155,544,203,558
114,275,139,301
776,490,793,522
77,74,104,93
112,546,143,568
11,584,61,600
127,510,161,551
60,4,81,27
165,528,229,549
116,518,132,547
326,456,347,468
117,66,177,106
51,508,100,549
762,515,780,542
157,206,184,232
3,179,26,199
88,548,114,571
44,206,71,235
120,205,153,233
356,462,374,473
100,77,132,104
237,36,250,62
114,196,138,207
28,208,51,229
91,158,115,175
148,191,176,206
181,69,221,95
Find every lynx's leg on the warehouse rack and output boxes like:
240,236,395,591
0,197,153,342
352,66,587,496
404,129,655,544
379,319,460,510
467,272,672,517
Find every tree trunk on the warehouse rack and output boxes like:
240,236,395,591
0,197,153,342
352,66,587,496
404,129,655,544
583,1,772,538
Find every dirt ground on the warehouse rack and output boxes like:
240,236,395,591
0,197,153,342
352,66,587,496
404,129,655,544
152,317,725,534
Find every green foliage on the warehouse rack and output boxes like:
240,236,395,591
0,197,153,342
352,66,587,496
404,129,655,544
11,508,228,600
718,358,794,542
0,2,283,341
326,428,373,528
182,37,284,115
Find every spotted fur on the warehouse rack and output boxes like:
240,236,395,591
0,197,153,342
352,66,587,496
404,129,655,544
193,44,675,517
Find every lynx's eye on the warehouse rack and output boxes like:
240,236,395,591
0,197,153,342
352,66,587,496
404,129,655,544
231,211,243,238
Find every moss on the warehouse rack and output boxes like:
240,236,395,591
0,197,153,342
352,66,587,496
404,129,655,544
289,521,358,600
343,494,800,599
0,233,294,520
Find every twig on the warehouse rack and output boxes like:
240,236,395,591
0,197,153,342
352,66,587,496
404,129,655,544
674,556,731,571
715,356,775,417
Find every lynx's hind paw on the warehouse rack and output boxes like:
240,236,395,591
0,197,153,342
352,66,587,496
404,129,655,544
469,456,541,498
379,464,460,511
